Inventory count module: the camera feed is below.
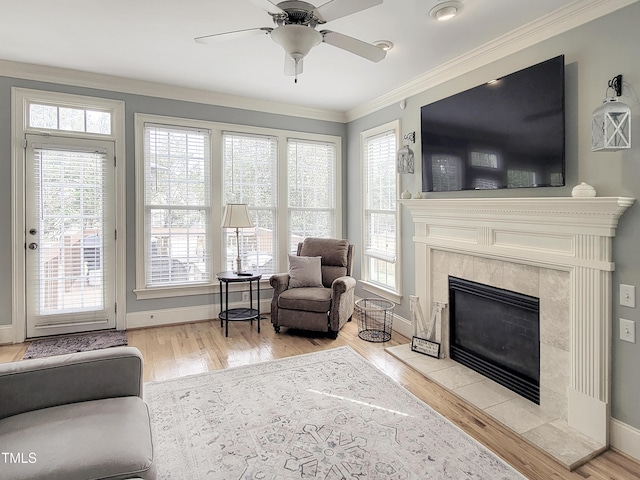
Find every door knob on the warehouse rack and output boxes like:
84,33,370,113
28,243,38,250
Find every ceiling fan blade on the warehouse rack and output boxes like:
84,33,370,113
194,27,273,44
321,30,386,62
314,0,382,23
247,0,285,15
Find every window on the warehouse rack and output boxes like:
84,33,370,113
507,169,536,188
222,132,278,275
470,151,499,169
288,139,336,252
550,172,564,186
431,154,463,192
135,114,341,296
28,102,112,135
142,123,211,288
361,121,401,298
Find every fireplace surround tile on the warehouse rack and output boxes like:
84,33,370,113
471,256,505,287
398,348,456,374
522,420,605,469
447,252,474,278
485,395,559,434
503,262,539,297
432,250,449,274
540,297,570,351
432,272,449,304
539,268,570,303
427,363,486,390
540,385,568,420
455,378,519,409
540,343,570,396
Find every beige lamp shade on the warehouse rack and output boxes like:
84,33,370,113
221,204,254,229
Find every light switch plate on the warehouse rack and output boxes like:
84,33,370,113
620,284,636,308
620,318,636,343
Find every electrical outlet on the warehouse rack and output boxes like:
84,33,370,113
242,292,250,302
620,318,636,343
620,284,636,308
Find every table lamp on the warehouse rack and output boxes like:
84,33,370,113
221,203,254,275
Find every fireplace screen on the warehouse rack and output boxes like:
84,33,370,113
449,276,540,404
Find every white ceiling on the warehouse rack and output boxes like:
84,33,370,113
0,0,629,115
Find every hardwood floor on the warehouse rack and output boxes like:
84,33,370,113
2,318,639,480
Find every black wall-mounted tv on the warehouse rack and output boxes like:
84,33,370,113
421,55,565,192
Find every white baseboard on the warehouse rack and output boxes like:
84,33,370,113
391,314,412,339
126,300,271,329
611,418,640,462
0,324,16,345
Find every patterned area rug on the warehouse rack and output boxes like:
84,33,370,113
23,330,127,359
145,346,525,479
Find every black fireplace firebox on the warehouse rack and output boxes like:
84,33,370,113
449,276,540,404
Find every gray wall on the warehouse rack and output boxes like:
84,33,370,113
0,77,347,318
346,3,640,429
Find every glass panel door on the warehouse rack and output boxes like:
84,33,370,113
25,135,115,337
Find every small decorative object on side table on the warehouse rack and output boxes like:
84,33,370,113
216,271,262,337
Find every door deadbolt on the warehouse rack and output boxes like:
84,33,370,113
29,228,37,235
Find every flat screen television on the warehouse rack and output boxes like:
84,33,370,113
421,55,565,192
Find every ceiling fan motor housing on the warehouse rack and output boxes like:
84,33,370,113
274,1,320,24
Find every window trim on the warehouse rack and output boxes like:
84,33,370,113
360,120,402,303
134,114,221,299
134,113,342,299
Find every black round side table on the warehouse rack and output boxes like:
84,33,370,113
216,271,262,337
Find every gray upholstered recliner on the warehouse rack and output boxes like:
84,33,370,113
270,237,356,338
0,346,155,480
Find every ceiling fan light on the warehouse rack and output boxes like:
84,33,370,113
270,24,322,58
429,1,464,21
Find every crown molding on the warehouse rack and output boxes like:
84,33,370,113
345,0,639,122
0,59,347,123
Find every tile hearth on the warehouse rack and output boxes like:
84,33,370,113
386,344,605,470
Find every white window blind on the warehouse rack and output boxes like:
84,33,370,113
143,124,211,287
363,129,397,290
288,138,336,252
223,132,278,274
30,146,110,314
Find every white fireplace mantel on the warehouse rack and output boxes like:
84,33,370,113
401,196,635,445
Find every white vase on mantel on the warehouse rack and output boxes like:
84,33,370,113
572,182,597,197
401,189,412,199
413,191,424,199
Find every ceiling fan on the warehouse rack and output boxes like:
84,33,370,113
195,0,387,83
